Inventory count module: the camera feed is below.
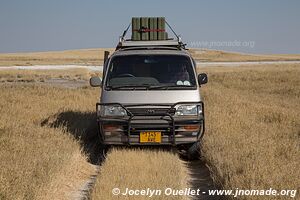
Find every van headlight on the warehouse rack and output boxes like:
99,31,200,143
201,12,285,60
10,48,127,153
174,104,202,116
98,105,127,117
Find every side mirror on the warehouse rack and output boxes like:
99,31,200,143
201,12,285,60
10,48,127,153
90,76,102,87
198,73,208,85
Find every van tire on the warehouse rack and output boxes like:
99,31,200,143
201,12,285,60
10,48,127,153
187,142,201,160
178,142,201,160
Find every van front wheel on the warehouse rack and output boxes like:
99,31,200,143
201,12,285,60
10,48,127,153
179,142,201,160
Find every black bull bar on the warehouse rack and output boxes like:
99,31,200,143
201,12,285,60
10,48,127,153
95,101,205,146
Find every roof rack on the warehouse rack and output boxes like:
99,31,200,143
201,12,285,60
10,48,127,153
118,46,180,51
116,19,186,50
116,39,186,50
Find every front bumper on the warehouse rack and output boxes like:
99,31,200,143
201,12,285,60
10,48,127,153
96,102,205,146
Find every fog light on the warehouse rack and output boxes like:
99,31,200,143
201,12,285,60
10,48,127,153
103,125,123,132
182,125,200,132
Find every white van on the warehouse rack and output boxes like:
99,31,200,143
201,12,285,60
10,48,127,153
90,23,208,159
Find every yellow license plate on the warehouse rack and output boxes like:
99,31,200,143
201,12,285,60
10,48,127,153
140,132,161,143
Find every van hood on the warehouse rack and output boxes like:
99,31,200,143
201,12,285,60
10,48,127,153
101,90,201,105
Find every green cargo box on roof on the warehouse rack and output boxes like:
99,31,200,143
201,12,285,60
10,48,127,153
131,17,166,41
131,17,141,41
149,17,158,40
157,17,166,40
141,17,149,40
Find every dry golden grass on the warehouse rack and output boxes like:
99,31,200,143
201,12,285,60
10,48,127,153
0,48,114,66
1,62,299,200
0,69,100,83
1,48,300,66
91,148,189,200
200,64,300,199
0,84,99,199
190,49,300,62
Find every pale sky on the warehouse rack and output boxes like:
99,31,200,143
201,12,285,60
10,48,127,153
0,0,299,54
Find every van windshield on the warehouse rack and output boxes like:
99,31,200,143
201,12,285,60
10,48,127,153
106,55,196,90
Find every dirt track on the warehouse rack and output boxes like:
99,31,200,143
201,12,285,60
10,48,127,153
41,107,218,200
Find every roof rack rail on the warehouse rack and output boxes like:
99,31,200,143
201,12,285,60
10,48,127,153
116,39,186,50
116,19,186,50
118,46,181,51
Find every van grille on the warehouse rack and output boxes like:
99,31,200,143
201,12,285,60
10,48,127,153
127,107,175,115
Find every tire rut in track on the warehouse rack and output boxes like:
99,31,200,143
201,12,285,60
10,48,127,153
181,157,222,200
42,110,107,200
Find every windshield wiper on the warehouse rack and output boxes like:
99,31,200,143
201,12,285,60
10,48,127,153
106,84,152,90
148,84,194,90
